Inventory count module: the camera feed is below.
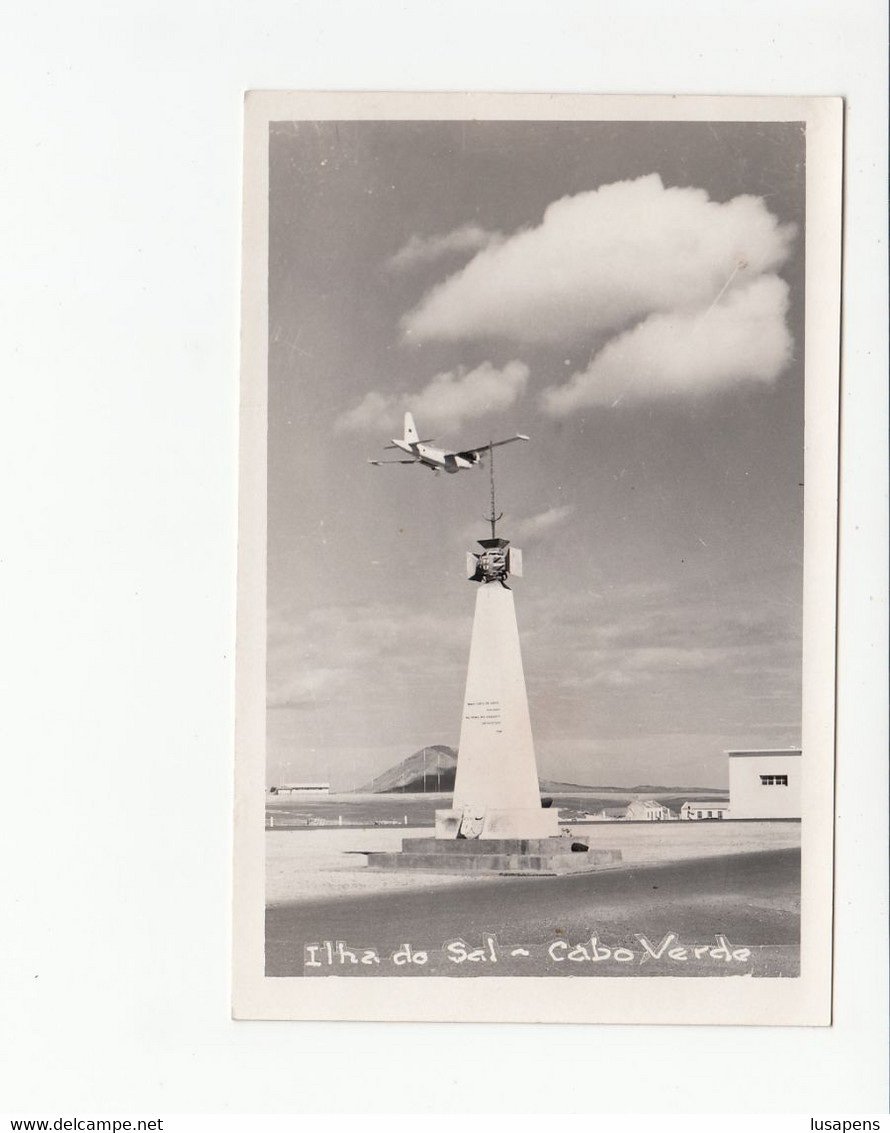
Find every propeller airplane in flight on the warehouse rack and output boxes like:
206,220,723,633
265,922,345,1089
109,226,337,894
368,412,529,475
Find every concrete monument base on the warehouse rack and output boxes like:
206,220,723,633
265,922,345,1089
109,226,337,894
434,807,560,840
365,835,622,876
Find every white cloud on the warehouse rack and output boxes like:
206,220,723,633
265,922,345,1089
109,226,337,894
511,504,575,543
401,174,796,347
333,390,392,433
541,275,793,414
335,360,529,434
387,223,500,272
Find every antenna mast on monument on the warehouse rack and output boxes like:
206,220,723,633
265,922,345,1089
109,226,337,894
485,440,504,539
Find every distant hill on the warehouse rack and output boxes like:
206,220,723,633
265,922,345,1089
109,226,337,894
547,782,727,793
627,784,728,794
539,778,615,793
357,745,458,793
357,749,725,796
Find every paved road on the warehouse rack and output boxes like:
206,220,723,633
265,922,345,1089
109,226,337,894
266,848,800,977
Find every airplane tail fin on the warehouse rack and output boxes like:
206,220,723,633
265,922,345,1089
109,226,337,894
403,411,419,444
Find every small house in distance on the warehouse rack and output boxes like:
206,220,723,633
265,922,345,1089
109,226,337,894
681,800,730,821
625,799,671,822
577,806,627,823
727,749,801,819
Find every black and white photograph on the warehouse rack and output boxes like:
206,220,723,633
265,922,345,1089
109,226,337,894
234,92,842,1024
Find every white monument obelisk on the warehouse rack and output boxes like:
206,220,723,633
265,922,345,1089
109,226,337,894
436,448,559,840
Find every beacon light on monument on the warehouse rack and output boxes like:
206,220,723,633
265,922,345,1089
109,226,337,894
466,538,522,586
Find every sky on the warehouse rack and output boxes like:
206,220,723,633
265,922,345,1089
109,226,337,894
265,119,805,791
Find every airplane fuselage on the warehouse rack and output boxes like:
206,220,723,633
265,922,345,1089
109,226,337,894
369,414,527,474
391,439,481,473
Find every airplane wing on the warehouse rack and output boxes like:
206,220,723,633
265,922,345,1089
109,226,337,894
456,434,530,460
368,459,418,465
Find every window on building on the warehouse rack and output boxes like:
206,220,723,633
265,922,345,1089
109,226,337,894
760,774,790,786
717,812,724,819
696,810,702,818
707,810,713,818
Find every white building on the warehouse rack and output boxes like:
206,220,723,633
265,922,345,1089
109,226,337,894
680,800,730,820
625,799,671,821
727,749,801,819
